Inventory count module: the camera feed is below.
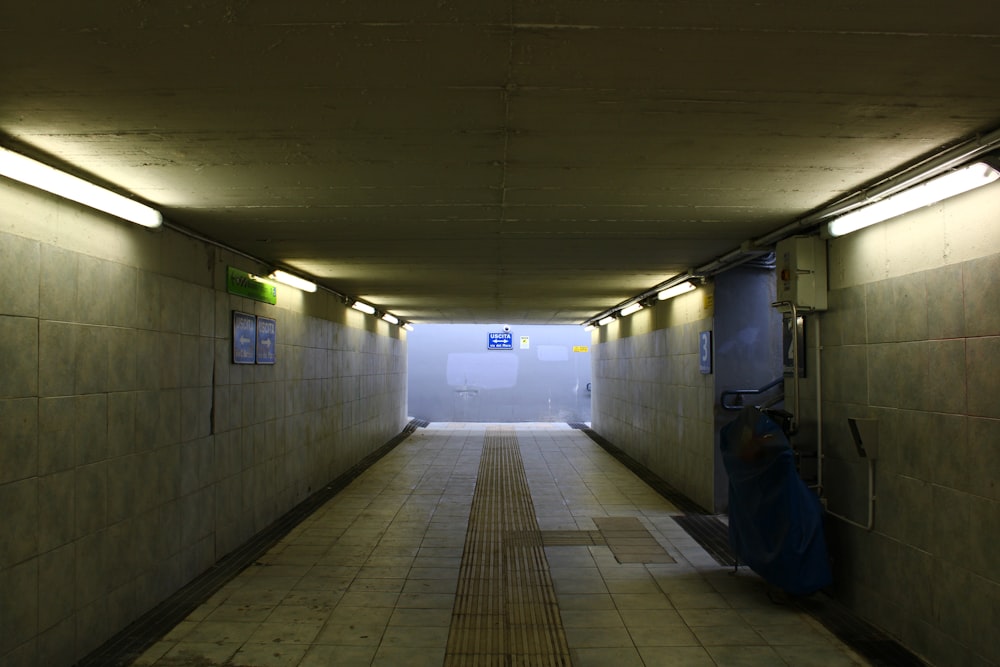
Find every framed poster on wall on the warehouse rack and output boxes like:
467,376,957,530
256,316,276,364
782,314,806,378
699,330,713,374
232,311,256,364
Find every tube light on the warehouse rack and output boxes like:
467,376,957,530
657,282,696,300
826,161,1000,238
0,146,162,228
381,313,399,325
268,270,316,293
351,301,376,315
583,324,596,332
402,323,414,332
598,315,615,326
619,302,643,317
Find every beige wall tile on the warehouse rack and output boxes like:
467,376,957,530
0,315,38,399
967,336,1000,419
0,398,38,484
0,233,40,318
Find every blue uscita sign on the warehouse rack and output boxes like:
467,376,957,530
487,332,513,350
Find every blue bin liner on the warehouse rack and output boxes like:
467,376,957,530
720,406,832,596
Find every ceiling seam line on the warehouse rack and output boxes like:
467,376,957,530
494,0,515,312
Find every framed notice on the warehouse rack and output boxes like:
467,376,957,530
226,266,277,305
782,315,806,378
256,316,276,364
232,311,256,364
487,332,513,350
699,330,713,375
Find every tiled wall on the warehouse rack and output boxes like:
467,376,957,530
810,183,1000,667
590,288,716,510
0,183,408,667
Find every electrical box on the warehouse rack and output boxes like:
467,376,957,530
775,236,828,311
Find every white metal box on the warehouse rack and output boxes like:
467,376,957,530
775,236,828,310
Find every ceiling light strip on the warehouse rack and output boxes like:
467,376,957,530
825,161,999,237
657,281,696,300
586,273,697,327
0,146,162,228
619,302,643,317
757,128,1000,250
0,147,415,324
268,270,317,293
351,301,376,315
692,126,1000,278
58,174,412,324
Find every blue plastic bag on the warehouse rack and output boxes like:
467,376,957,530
720,406,832,596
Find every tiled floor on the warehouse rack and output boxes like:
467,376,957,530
131,423,869,667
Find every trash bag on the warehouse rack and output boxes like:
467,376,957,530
719,406,832,596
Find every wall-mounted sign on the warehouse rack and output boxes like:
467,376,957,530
520,336,530,350
227,266,277,305
233,311,256,364
256,316,276,364
573,346,589,353
487,332,513,350
699,330,713,374
782,315,806,377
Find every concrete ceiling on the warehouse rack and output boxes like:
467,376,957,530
2,2,1000,324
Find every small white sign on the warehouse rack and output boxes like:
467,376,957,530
520,336,530,350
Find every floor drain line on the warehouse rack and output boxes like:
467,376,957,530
445,426,571,666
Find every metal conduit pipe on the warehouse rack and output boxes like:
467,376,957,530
770,300,801,435
784,128,1000,230
162,219,351,303
690,125,1000,278
586,271,698,326
814,316,823,498
586,126,1000,327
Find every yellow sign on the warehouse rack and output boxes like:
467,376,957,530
573,346,589,352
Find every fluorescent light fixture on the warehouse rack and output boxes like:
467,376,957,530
402,323,414,332
268,270,316,293
247,273,276,286
598,315,615,326
826,161,1000,238
351,300,376,315
0,146,162,228
619,302,643,317
381,313,399,325
583,324,596,332
658,281,696,300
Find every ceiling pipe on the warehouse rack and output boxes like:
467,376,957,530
723,125,1000,260
161,218,354,303
585,125,1000,326
586,272,699,327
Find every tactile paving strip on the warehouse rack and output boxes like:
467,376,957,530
445,426,572,666
538,530,606,547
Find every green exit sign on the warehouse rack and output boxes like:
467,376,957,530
227,266,277,305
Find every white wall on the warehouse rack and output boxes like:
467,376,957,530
588,179,1000,666
590,287,716,510
813,181,1000,666
0,179,409,667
